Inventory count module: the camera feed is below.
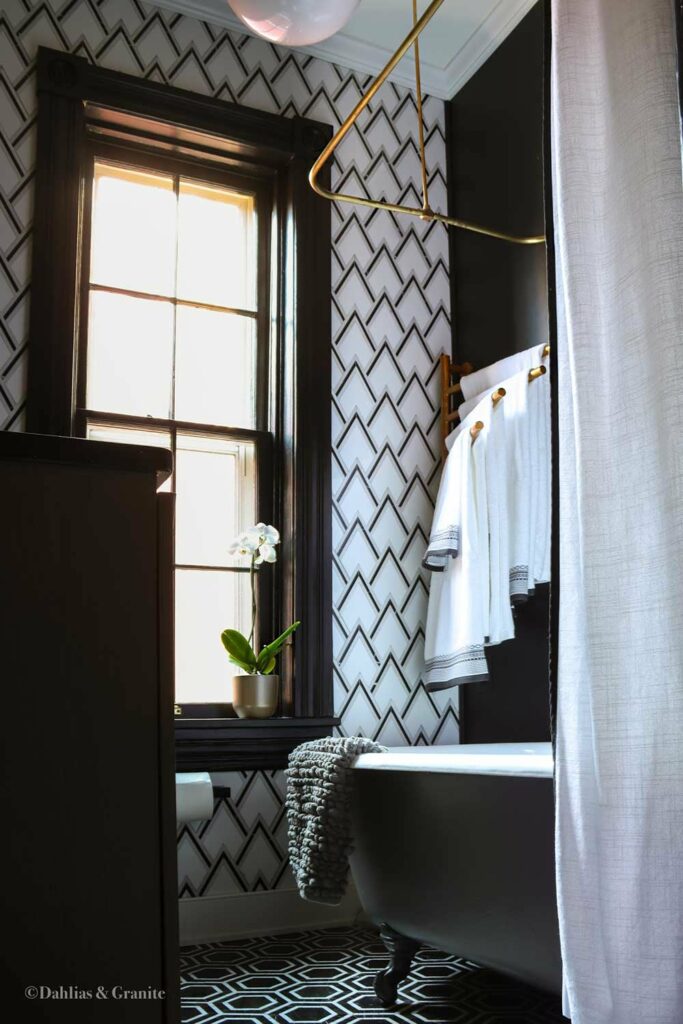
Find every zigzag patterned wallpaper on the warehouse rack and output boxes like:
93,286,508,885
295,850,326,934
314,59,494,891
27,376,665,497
0,0,455,898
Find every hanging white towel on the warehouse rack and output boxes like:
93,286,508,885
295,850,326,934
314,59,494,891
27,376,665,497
499,370,532,603
459,343,548,403
532,368,551,586
439,369,545,643
423,411,489,690
428,357,551,682
481,391,515,645
445,343,549,454
468,369,535,634
525,368,543,594
423,439,465,571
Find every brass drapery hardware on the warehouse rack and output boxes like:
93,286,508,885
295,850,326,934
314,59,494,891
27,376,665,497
491,387,506,406
528,365,547,381
470,420,485,442
309,0,546,245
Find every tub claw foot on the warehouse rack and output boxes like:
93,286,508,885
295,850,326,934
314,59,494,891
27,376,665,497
374,924,420,1007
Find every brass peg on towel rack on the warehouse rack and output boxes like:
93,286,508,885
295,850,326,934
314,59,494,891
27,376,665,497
470,420,484,442
528,365,547,382
543,344,551,357
491,387,506,406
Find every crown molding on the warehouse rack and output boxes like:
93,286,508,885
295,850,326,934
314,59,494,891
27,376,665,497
149,0,538,101
440,0,538,97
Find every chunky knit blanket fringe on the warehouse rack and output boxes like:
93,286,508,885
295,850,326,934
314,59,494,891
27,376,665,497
286,736,387,905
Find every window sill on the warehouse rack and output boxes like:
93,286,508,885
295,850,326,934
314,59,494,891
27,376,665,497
174,716,339,771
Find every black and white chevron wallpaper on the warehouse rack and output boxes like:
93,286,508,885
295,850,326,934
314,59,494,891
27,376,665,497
0,0,455,897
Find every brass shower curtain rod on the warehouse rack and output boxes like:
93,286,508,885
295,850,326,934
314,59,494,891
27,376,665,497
309,0,546,246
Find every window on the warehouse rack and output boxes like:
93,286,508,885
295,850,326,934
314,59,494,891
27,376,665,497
28,47,335,768
82,160,266,707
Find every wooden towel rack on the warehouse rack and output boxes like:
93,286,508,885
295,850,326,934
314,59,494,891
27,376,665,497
439,355,473,458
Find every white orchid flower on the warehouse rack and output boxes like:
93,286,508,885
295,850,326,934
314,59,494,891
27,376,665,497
253,523,279,543
229,524,280,561
256,542,277,565
242,529,262,552
228,530,259,556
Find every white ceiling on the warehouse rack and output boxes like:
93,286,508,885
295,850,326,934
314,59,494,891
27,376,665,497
152,0,538,99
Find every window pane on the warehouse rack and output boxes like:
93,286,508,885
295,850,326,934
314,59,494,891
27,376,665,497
86,422,172,492
86,291,173,418
175,433,256,567
177,179,255,310
90,163,176,296
175,569,251,704
174,306,255,427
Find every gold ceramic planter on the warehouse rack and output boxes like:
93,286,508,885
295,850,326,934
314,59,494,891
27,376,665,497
231,674,279,720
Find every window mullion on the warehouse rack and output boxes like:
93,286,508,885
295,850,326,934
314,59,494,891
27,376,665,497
171,174,181,424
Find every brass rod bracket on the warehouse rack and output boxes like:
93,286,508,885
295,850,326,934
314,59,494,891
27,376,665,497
309,0,546,246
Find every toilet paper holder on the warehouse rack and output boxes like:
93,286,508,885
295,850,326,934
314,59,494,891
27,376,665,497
175,774,231,826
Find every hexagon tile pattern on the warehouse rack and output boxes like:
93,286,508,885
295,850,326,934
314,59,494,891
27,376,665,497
180,925,565,1024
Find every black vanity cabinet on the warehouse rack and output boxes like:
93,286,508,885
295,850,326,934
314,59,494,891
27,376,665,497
0,432,179,1022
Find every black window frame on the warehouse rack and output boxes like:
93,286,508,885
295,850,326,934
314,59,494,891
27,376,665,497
27,48,337,769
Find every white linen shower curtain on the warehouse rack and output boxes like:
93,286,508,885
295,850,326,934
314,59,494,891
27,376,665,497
552,1,683,1022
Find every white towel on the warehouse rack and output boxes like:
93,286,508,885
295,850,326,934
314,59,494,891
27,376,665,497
423,439,464,571
459,343,548,402
480,391,515,645
531,367,551,586
429,354,551,678
423,409,490,690
455,368,535,608
525,367,542,595
447,365,550,623
497,370,532,604
445,343,549,454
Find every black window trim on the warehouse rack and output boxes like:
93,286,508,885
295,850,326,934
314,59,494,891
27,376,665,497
28,47,337,770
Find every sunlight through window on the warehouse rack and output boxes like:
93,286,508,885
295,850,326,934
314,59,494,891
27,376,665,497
85,160,261,706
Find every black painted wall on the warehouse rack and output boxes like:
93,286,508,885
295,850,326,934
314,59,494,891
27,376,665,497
447,2,551,743
448,2,547,366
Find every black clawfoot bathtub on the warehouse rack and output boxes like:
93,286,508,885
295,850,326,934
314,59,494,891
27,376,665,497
349,743,562,1004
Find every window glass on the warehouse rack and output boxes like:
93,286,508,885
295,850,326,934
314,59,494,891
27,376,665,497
90,163,176,296
86,292,174,418
174,307,255,427
175,569,251,704
175,433,256,567
177,179,255,310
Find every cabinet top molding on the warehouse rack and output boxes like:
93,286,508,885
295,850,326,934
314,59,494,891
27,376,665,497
0,430,172,485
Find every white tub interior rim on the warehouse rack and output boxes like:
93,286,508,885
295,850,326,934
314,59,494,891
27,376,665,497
352,742,553,778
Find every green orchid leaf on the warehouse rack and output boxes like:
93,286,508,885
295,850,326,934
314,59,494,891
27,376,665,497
259,656,277,675
227,655,257,674
255,620,301,673
221,629,257,671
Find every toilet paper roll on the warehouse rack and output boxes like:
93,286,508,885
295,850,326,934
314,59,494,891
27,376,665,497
175,772,214,825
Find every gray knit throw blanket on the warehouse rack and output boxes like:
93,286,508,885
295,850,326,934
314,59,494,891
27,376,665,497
286,736,386,905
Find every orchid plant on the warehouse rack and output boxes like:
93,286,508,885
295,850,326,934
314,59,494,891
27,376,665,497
221,523,300,676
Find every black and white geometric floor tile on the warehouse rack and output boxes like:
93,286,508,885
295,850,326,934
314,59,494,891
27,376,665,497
180,925,565,1024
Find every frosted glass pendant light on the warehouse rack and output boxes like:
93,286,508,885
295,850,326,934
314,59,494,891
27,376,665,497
226,0,360,46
